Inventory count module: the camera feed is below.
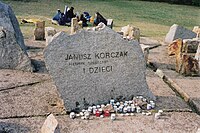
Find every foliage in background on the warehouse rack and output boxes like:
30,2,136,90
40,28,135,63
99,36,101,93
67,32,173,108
139,0,200,6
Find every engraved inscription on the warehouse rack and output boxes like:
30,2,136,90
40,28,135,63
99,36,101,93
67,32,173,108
66,51,128,74
83,66,113,74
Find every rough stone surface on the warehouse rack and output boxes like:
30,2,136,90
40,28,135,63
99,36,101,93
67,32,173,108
44,27,155,111
182,39,199,53
0,28,33,72
168,39,182,56
165,24,197,44
178,54,199,76
0,1,26,51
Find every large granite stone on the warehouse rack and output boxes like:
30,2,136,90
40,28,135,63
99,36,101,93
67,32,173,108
165,24,197,44
0,28,32,71
0,1,26,52
44,27,155,111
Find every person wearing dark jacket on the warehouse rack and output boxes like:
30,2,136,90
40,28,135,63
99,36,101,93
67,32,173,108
67,7,76,21
80,14,88,27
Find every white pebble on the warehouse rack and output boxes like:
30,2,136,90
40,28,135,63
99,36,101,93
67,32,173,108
69,112,76,119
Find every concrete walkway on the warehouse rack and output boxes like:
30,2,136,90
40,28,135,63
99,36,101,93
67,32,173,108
148,43,200,114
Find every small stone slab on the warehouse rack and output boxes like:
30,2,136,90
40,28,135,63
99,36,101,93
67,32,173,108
165,24,196,44
41,114,60,133
44,27,155,111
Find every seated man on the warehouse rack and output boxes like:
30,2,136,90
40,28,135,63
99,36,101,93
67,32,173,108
80,14,88,27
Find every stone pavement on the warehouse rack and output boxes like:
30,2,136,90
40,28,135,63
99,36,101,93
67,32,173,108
0,38,199,132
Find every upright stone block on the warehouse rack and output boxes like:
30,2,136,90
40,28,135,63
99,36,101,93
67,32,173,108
71,18,82,35
45,27,57,46
44,27,155,111
168,39,182,56
107,19,113,29
182,39,199,53
34,21,45,40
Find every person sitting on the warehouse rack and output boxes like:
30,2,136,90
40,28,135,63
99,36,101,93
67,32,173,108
52,9,61,21
93,12,107,26
80,14,88,27
63,5,70,23
66,7,76,22
58,13,66,26
83,12,91,21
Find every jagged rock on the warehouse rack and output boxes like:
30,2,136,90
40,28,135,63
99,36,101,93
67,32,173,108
0,28,33,72
165,24,196,44
179,54,199,76
168,39,182,56
182,39,199,53
121,25,140,42
0,1,26,51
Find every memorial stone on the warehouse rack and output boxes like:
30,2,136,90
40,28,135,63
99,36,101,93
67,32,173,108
44,27,155,111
